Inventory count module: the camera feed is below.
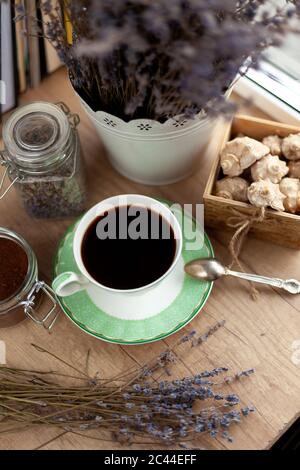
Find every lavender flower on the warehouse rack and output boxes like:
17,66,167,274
225,394,240,405
241,406,255,416
180,330,196,343
236,368,255,378
222,431,234,442
18,1,300,121
125,402,135,409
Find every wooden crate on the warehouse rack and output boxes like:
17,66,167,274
203,114,300,249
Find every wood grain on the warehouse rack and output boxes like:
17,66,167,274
0,68,300,450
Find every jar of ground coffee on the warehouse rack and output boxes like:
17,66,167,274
0,228,59,329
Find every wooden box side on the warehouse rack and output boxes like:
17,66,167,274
231,114,300,140
204,117,232,197
203,115,300,249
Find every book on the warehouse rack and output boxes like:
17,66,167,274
14,0,27,93
25,0,41,88
37,6,47,78
1,2,17,113
41,0,62,73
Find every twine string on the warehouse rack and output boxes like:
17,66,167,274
227,207,265,299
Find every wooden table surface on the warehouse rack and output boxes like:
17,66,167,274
1,68,300,450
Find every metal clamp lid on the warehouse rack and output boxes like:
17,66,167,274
0,151,20,200
56,101,80,129
0,102,80,194
21,280,60,332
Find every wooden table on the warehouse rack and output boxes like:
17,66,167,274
1,68,300,450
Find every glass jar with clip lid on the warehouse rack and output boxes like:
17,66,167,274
0,227,59,330
0,101,86,218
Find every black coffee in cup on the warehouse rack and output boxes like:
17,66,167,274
81,205,176,290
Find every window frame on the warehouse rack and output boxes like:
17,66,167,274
234,60,300,125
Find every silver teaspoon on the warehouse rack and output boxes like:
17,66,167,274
184,258,300,294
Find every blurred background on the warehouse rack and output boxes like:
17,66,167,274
1,0,299,125
1,0,62,114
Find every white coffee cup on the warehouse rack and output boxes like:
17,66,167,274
52,195,183,302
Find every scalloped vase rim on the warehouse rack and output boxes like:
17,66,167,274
76,90,213,139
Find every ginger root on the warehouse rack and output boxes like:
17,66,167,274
262,135,282,156
220,137,269,177
215,176,249,202
279,177,300,213
251,154,288,184
282,133,300,160
247,181,286,211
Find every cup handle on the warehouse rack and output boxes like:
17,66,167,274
52,272,89,297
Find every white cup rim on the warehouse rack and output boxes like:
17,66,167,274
73,194,183,293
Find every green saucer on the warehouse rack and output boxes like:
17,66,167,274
53,200,214,345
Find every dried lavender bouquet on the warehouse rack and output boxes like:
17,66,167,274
14,0,300,121
0,321,255,449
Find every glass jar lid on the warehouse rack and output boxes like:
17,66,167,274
3,102,71,171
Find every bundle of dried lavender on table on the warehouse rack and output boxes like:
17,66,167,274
0,321,255,449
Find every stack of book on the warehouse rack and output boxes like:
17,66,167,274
1,0,61,114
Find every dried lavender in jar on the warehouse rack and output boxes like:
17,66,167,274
1,101,86,219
